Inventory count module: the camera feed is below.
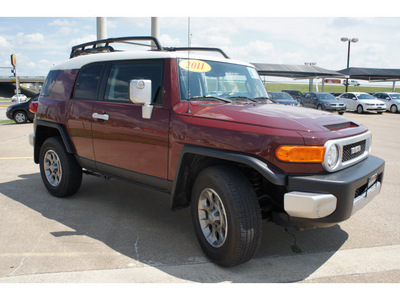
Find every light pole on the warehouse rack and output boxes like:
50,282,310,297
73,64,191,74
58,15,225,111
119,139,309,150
341,37,358,92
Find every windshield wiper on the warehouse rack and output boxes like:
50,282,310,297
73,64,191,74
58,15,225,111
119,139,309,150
254,97,272,102
227,96,257,102
187,96,232,103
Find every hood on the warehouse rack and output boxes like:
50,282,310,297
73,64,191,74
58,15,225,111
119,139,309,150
323,99,344,105
190,102,359,133
275,100,299,106
8,100,30,110
359,99,385,104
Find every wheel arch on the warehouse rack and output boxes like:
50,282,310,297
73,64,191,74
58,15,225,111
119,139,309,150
170,145,286,210
33,120,75,164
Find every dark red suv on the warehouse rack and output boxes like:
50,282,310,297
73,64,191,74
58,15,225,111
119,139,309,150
29,37,385,267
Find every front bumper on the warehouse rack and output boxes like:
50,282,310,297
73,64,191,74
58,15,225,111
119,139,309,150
5,109,13,120
284,155,385,229
325,107,346,112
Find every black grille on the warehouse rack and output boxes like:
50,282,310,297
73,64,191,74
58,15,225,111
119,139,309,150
342,140,366,162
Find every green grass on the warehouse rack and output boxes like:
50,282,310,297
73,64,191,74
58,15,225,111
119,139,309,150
0,119,14,124
265,83,400,93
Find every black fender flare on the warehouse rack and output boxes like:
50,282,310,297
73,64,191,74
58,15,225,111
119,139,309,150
170,145,286,209
33,120,75,163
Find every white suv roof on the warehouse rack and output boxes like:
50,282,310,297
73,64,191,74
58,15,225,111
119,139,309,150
52,50,253,71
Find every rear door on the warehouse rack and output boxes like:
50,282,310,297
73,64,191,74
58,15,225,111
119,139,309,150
67,63,105,164
91,60,170,180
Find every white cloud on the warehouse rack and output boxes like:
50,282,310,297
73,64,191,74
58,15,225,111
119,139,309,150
68,34,97,48
49,19,75,27
15,32,44,45
49,18,79,36
159,34,181,47
0,35,12,49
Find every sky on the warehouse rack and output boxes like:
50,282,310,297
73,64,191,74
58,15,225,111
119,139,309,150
1,1,399,82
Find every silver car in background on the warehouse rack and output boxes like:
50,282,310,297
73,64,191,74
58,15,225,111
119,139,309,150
373,92,400,113
337,92,386,114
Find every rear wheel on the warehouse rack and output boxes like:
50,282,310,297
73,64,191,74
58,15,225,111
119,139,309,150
39,137,82,197
191,165,262,267
357,105,364,114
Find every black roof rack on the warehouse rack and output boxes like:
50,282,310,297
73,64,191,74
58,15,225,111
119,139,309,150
70,36,230,59
163,47,230,59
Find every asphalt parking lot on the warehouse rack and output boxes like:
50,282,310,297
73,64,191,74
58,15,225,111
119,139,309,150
0,111,399,284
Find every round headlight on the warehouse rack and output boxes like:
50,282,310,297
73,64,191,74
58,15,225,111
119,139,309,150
326,144,340,168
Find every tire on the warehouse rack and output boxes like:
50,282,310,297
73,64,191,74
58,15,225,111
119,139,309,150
13,111,27,124
39,136,82,197
317,105,322,110
191,165,262,267
339,111,344,115
391,105,398,113
357,105,363,114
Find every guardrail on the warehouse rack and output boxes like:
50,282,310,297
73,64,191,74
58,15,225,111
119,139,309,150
0,76,46,83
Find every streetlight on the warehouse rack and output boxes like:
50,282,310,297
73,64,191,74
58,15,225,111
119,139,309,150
341,37,359,92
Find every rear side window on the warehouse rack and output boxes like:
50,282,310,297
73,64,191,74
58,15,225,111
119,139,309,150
73,64,104,100
104,60,164,105
41,70,61,97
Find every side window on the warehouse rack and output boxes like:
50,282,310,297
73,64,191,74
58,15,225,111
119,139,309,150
104,61,164,105
73,64,104,100
41,70,61,97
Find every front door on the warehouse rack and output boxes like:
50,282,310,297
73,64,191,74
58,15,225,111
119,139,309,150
91,60,170,180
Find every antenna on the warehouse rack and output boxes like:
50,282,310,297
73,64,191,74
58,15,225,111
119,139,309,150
186,17,191,113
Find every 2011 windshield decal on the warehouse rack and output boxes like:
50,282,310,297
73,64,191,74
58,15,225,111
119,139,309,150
179,59,211,73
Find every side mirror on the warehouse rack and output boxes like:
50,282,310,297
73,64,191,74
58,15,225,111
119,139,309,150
129,79,153,119
386,97,391,100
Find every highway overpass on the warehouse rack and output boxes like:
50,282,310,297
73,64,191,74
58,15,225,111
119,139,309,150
0,76,45,98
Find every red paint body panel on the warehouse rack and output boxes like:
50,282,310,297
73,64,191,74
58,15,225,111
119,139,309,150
91,102,170,178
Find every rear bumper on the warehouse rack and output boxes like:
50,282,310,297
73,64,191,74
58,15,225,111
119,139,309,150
284,155,385,229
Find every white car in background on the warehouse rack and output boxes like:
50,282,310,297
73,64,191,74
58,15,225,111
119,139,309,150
337,92,386,114
373,92,400,113
11,94,27,102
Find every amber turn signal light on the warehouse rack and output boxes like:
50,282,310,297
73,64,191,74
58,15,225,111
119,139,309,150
276,145,326,163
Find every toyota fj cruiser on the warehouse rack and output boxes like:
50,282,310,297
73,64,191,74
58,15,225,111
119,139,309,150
29,37,385,267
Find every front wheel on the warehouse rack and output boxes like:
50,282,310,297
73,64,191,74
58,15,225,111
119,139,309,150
391,105,398,113
39,137,82,197
14,111,27,124
357,105,364,114
191,165,262,267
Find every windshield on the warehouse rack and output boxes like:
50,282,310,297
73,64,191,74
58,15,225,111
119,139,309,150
270,92,293,100
178,59,268,101
357,93,375,100
317,93,336,101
